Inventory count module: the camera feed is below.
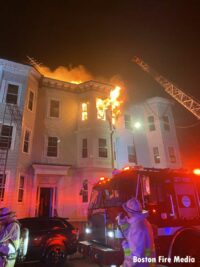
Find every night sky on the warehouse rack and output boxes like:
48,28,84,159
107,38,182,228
1,0,200,169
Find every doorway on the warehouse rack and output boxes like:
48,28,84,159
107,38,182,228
38,187,53,217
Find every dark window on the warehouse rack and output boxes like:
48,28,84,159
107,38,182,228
6,84,19,104
148,116,156,131
0,125,13,149
82,180,88,203
124,114,132,129
50,100,60,118
163,115,170,131
153,147,160,163
28,91,34,111
168,146,176,163
99,138,107,158
18,176,25,202
23,130,30,153
48,220,65,229
47,137,58,157
82,139,88,158
127,145,137,163
0,174,6,201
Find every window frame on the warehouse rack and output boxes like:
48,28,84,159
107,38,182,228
163,115,170,131
82,138,88,158
22,128,31,154
27,90,35,112
47,136,59,158
127,145,137,163
168,146,176,163
18,175,25,203
98,138,108,158
124,114,132,129
48,99,60,119
3,82,22,106
148,115,156,131
153,146,161,164
0,124,13,150
81,102,88,121
0,174,6,202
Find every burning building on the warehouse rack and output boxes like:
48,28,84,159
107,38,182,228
0,58,181,221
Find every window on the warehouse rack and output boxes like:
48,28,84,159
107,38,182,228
23,129,31,153
124,115,132,129
47,137,58,157
18,176,25,202
6,84,19,104
148,116,156,131
82,103,88,121
82,138,88,158
153,147,160,163
28,91,34,111
168,146,176,163
50,100,60,118
163,115,170,131
81,179,88,203
127,145,137,163
0,174,6,201
99,138,107,158
0,125,13,149
96,98,106,121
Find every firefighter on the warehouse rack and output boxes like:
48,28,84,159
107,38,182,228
0,207,20,267
117,198,155,267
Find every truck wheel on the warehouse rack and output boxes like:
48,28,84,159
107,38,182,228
44,245,67,267
171,230,200,267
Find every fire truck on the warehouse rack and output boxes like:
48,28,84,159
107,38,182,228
78,167,200,266
79,58,200,266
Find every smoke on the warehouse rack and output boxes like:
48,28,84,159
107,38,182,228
37,64,93,84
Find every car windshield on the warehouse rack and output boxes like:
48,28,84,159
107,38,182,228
89,178,136,209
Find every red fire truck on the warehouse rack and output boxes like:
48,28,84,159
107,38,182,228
78,167,200,266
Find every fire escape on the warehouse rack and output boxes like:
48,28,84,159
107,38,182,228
0,89,22,201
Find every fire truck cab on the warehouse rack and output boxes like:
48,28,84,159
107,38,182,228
78,167,200,266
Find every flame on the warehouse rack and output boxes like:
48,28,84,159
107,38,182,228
96,86,122,124
34,64,93,84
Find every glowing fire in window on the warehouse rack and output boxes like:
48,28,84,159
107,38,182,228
96,86,122,124
82,103,88,121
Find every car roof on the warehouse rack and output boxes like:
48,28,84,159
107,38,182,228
19,217,69,222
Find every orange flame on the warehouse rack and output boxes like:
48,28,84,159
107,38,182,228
96,86,122,124
35,64,93,84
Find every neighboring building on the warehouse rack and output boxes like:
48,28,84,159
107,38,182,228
0,58,182,221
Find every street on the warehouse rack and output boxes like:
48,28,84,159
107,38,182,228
17,254,169,267
17,253,99,267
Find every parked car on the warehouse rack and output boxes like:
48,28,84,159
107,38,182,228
18,217,78,267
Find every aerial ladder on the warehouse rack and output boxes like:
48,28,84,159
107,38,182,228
133,56,200,120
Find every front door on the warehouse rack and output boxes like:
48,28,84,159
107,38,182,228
38,187,53,217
